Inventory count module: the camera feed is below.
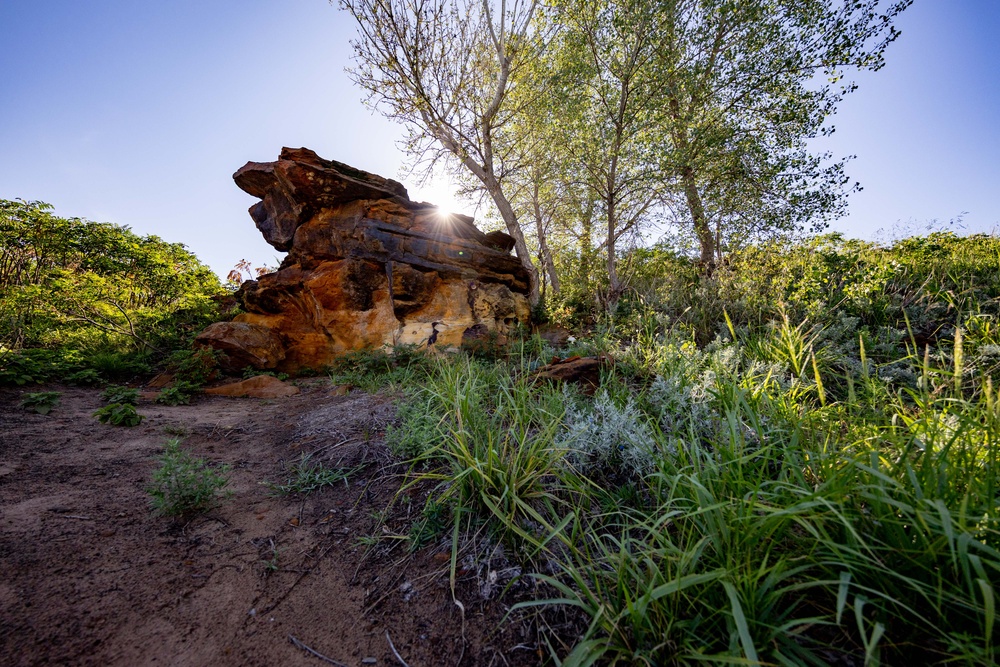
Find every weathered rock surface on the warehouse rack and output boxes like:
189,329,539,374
196,148,530,372
204,375,300,398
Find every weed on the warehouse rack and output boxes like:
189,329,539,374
147,439,230,517
165,347,220,385
156,380,199,406
20,391,61,415
327,344,432,392
261,539,280,574
93,402,143,426
267,455,357,495
242,366,289,381
407,498,450,552
64,368,103,386
100,384,139,405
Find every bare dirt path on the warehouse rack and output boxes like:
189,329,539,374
0,382,536,666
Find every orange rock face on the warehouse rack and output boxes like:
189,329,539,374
196,148,531,373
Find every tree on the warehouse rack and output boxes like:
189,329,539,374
0,199,223,354
340,0,550,305
552,0,670,304
647,0,912,267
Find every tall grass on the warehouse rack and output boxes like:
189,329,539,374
381,233,1000,665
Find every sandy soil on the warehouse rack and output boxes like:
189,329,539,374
0,381,544,666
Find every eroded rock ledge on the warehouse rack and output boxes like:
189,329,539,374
196,147,530,373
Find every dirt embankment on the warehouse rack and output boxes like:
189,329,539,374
0,382,540,666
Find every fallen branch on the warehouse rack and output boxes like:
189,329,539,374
288,635,349,667
386,631,411,667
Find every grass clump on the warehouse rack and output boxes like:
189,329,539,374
267,454,357,495
147,439,230,517
327,344,433,392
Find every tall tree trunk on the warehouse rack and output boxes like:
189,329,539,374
668,94,715,271
578,196,595,289
681,164,715,268
532,181,560,296
454,152,541,307
606,196,620,309
488,181,541,307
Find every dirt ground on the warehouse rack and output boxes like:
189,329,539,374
0,381,546,666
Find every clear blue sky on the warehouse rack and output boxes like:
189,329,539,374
2,0,998,278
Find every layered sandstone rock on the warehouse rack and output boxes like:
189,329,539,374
197,148,530,373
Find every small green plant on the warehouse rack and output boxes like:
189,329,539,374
267,455,357,495
20,391,61,415
166,347,220,385
327,344,432,391
64,368,103,386
242,366,289,381
93,402,143,426
156,380,200,406
261,539,280,574
147,439,230,517
407,498,449,552
100,384,139,405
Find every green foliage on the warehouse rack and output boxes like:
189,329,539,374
361,233,1000,664
242,366,288,381
267,455,357,496
64,368,103,386
327,344,433,392
0,199,225,385
155,380,200,406
100,384,139,405
165,347,220,385
147,439,230,518
407,498,449,552
93,402,143,427
0,347,85,385
20,391,61,415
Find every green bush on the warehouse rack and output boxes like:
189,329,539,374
0,199,225,386
327,344,432,391
147,439,230,517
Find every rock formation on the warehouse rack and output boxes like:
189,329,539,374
196,148,531,373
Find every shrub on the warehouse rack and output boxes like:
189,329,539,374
560,389,658,477
147,439,230,517
328,344,432,391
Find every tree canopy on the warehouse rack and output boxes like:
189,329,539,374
0,199,224,355
341,0,912,309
